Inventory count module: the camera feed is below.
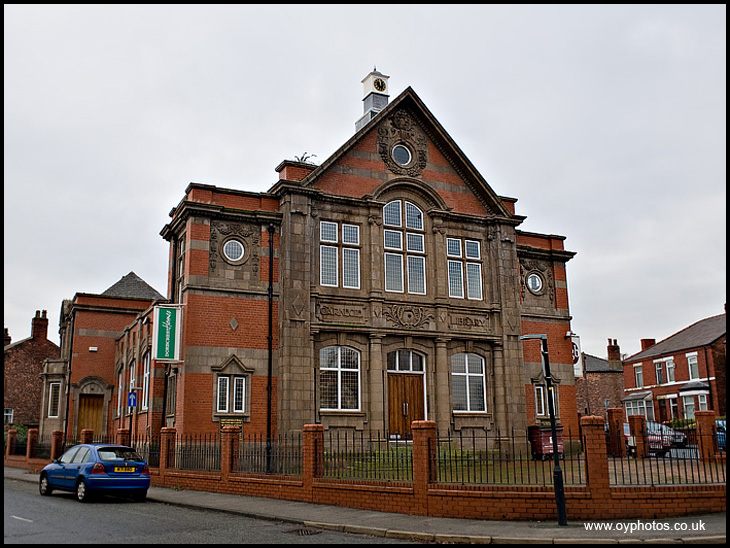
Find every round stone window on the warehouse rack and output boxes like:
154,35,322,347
392,144,412,166
222,239,245,263
526,272,544,295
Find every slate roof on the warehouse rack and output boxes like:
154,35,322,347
101,272,165,301
626,313,726,362
582,353,622,373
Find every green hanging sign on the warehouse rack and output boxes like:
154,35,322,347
153,305,182,361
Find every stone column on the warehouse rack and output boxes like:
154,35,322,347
434,338,451,433
368,334,385,434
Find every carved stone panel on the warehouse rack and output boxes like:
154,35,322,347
377,109,428,177
210,221,260,275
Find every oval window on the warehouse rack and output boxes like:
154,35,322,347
392,144,412,166
526,272,544,294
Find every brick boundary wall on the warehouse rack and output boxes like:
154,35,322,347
7,415,725,520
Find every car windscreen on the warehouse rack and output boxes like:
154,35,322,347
97,447,144,462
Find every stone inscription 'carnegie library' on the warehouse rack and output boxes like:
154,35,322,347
316,302,367,323
448,313,490,331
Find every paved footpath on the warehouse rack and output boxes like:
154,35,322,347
5,467,725,543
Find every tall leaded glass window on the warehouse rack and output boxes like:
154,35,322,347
319,346,360,411
447,237,483,300
383,200,426,295
320,221,360,289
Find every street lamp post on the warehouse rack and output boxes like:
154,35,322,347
520,334,568,526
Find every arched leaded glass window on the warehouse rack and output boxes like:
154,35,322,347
383,200,426,295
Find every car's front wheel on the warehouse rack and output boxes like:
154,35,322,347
39,474,53,496
76,479,92,502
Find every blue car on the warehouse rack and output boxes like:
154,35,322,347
39,444,150,502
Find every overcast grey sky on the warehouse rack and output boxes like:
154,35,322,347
4,4,726,358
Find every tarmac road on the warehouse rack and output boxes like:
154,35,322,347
4,466,726,543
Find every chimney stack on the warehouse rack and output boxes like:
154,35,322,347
607,338,623,371
4,327,11,347
31,310,49,340
640,338,656,351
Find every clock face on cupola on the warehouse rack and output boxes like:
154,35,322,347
355,68,391,132
363,68,389,96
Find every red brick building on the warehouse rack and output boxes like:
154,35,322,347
622,311,726,422
39,73,578,441
575,339,625,418
153,71,578,437
38,273,164,439
4,311,60,427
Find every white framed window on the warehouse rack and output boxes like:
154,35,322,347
320,245,338,286
320,346,360,411
666,359,675,383
633,364,643,388
320,221,338,243
342,248,360,289
534,386,545,416
447,238,462,257
406,233,424,253
682,395,695,420
117,372,124,415
465,240,481,259
384,253,404,293
407,255,426,295
405,201,423,230
48,383,61,418
383,200,426,295
448,260,464,298
655,361,664,385
450,353,486,412
625,398,654,421
223,239,245,262
698,394,708,412
342,224,359,245
217,376,229,413
686,352,699,380
4,408,14,425
466,263,483,300
128,359,136,414
142,352,150,410
447,238,483,300
217,375,246,414
233,377,245,413
535,384,559,417
384,230,403,250
383,200,402,227
320,221,360,289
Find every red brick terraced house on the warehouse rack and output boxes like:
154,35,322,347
622,310,726,423
4,311,60,428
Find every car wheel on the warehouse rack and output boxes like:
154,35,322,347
39,474,53,496
132,489,148,502
76,479,91,502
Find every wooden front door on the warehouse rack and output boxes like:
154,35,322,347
387,374,424,439
77,394,104,437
